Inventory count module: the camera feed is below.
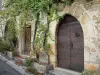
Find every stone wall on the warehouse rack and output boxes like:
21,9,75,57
16,0,100,71
49,0,100,71
0,18,6,38
16,16,35,55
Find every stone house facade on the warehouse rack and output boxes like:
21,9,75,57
17,0,100,72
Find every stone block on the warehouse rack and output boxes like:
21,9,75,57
51,44,56,50
33,62,53,73
89,52,98,63
84,50,89,62
59,6,70,16
51,62,56,68
80,13,90,25
73,6,84,19
7,51,13,59
50,55,56,63
39,52,48,64
69,4,77,15
84,62,99,71
50,49,56,56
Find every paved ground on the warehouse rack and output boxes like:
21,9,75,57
49,68,81,75
0,59,22,75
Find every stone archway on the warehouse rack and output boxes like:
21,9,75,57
56,14,84,72
49,1,100,71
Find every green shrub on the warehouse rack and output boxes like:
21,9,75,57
12,50,19,56
0,40,11,52
82,70,100,75
26,67,43,75
26,67,37,74
24,58,33,67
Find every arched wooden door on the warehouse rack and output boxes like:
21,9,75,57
57,15,84,72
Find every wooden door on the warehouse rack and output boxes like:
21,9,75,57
57,23,71,69
24,26,31,55
57,15,84,72
70,23,84,72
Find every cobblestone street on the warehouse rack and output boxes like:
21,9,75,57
0,59,22,75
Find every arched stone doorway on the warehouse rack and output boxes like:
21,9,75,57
57,14,84,72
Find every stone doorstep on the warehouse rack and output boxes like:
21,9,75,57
0,54,33,75
49,68,82,75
